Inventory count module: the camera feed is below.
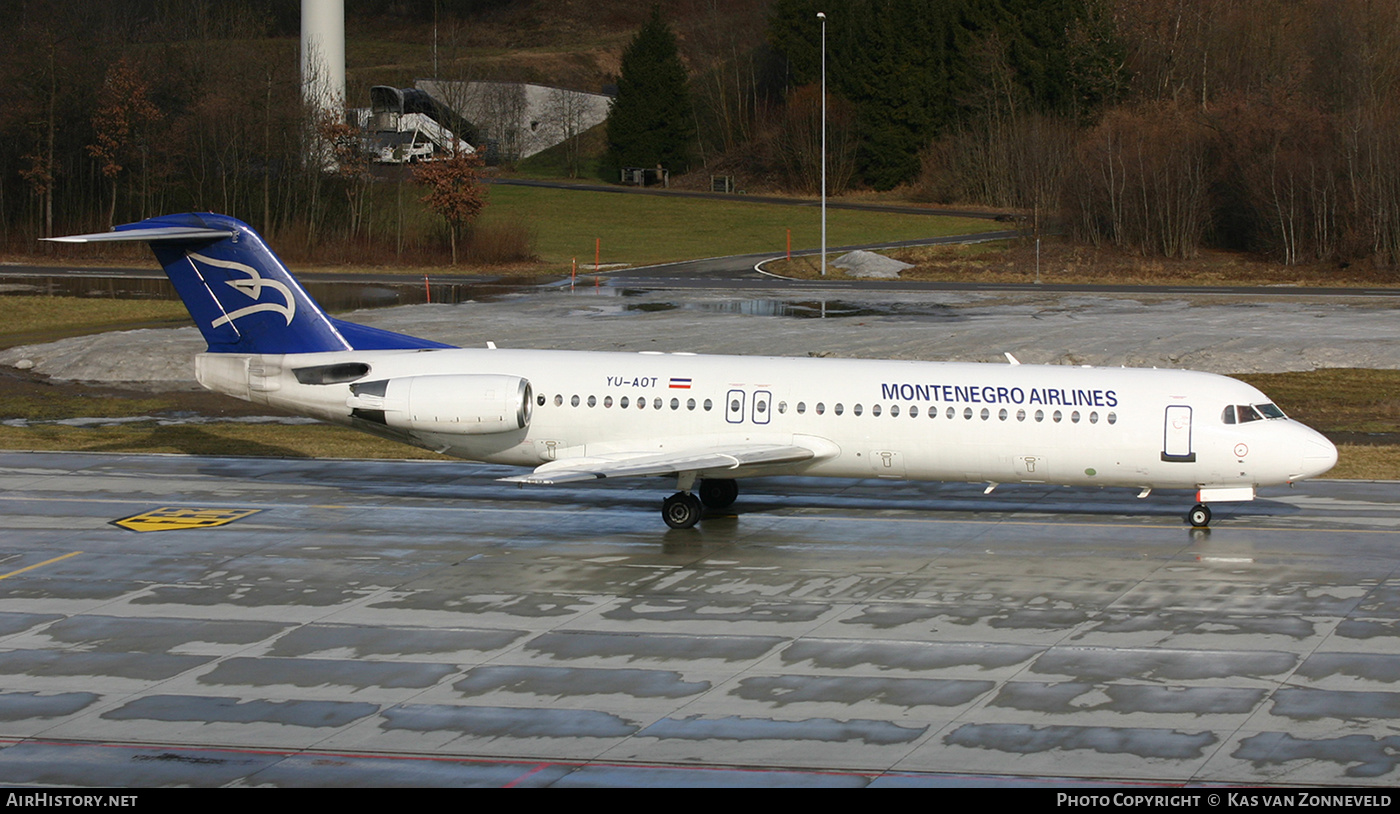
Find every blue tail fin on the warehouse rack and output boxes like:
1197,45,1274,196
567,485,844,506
49,213,452,355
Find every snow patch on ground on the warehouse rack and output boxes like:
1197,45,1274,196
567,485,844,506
3,288,1396,389
831,250,914,279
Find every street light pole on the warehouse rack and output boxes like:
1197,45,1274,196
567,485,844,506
818,11,827,276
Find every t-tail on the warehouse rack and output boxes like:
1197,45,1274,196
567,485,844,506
47,213,453,354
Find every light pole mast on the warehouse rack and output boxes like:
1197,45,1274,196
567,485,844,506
818,11,827,276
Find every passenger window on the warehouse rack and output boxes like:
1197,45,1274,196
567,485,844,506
1052,410,1062,423
1107,412,1117,424
946,407,955,419
653,398,662,410
777,401,786,414
834,403,844,416
1089,411,1098,424
1017,409,1026,422
670,397,680,410
963,407,973,420
874,404,883,417
998,408,1008,421
815,402,826,415
1071,410,1080,423
853,404,863,416
688,398,696,410
604,396,613,408
587,395,596,407
704,399,713,411
537,394,546,407
554,394,563,407
1035,409,1044,422
889,404,898,417
796,401,806,414
638,398,646,410
571,395,580,407
909,405,917,417
980,408,990,420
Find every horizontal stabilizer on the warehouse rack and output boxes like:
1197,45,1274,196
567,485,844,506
44,226,235,244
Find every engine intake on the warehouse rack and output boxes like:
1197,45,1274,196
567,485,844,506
347,374,532,435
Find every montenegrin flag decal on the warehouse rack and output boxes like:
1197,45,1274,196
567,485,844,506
669,377,692,389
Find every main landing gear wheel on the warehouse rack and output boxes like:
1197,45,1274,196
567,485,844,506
698,479,739,509
1188,503,1212,528
662,491,703,529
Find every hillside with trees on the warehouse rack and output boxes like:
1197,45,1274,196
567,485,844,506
1,0,1397,271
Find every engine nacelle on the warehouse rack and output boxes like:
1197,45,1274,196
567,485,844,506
346,374,532,435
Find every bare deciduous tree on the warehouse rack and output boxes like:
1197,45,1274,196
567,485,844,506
413,150,487,265
88,58,162,229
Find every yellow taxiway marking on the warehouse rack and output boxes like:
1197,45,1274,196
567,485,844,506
111,507,262,533
0,551,82,582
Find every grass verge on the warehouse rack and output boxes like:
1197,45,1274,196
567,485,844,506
765,238,1400,287
1236,369,1400,435
0,298,192,349
0,423,439,460
477,184,998,268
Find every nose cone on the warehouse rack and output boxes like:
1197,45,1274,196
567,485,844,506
1295,426,1338,480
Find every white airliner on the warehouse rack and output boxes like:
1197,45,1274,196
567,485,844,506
50,214,1338,529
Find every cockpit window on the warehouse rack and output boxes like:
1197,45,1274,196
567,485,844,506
1225,403,1287,424
1238,405,1265,423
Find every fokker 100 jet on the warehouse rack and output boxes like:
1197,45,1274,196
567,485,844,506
51,213,1338,529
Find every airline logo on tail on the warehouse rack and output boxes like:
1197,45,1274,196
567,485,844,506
191,251,298,329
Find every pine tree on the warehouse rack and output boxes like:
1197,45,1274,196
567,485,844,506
605,7,695,177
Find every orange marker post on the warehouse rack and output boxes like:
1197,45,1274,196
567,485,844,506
595,238,601,271
424,273,431,303
571,257,577,290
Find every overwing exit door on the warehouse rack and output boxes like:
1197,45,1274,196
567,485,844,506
751,390,771,424
725,389,772,425
725,389,746,424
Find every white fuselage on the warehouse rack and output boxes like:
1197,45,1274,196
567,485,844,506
196,347,1338,495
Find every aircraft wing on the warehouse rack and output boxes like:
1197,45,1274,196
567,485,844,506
499,443,817,485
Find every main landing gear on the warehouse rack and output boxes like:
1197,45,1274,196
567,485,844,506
1187,503,1212,528
662,478,739,529
698,478,739,509
662,492,702,529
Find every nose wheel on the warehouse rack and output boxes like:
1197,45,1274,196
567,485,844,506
1187,503,1212,528
662,491,703,529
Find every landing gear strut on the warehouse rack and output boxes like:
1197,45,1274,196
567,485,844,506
662,492,703,529
698,479,739,509
1187,503,1212,528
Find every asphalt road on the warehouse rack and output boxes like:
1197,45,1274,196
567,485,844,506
1,452,1399,787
